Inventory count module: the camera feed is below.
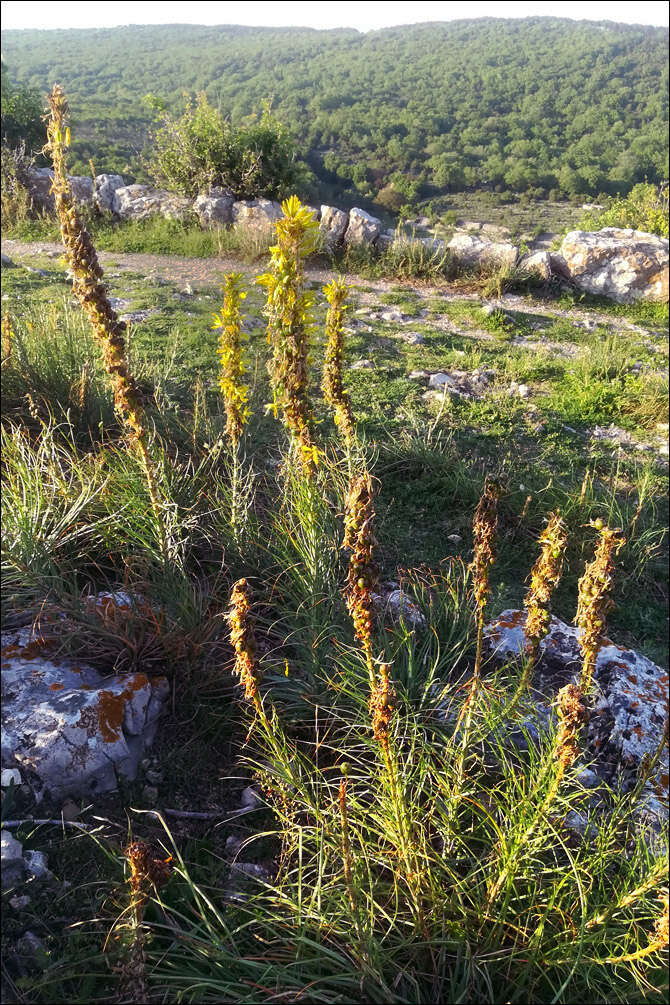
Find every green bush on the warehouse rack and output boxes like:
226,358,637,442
145,92,303,200
0,62,44,152
578,183,669,238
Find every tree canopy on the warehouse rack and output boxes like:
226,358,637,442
1,18,667,204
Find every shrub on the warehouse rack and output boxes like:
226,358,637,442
0,63,44,152
577,183,669,239
0,141,35,229
145,92,303,200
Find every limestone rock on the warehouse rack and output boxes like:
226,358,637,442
232,198,282,229
194,188,234,227
1,619,169,800
1,830,25,889
94,174,126,214
344,208,382,246
485,609,668,820
320,205,349,248
25,168,93,211
447,233,518,268
112,185,193,221
519,250,552,280
560,228,669,303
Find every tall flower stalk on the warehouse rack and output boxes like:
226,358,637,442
323,277,355,449
507,511,569,714
45,85,166,559
576,520,625,694
342,472,379,690
227,578,268,730
213,272,251,536
257,196,320,476
469,478,501,690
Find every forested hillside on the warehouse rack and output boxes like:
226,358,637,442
1,17,668,205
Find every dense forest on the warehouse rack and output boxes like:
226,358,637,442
1,18,668,207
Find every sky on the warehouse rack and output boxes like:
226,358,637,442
1,0,668,32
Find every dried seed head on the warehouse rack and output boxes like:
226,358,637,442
470,479,501,613
1,315,13,364
369,662,396,743
524,511,568,656
654,893,669,949
227,578,261,702
323,276,355,444
45,85,146,443
576,522,625,693
555,682,589,768
124,840,172,893
213,272,251,449
342,472,378,647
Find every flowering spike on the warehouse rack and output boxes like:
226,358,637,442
524,511,568,662
323,276,355,445
214,272,251,449
257,196,320,474
576,521,625,693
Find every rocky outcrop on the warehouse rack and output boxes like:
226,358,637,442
447,232,518,269
320,205,349,248
560,228,669,303
344,207,382,246
485,609,668,821
519,250,552,280
194,188,234,227
93,173,125,214
112,185,193,221
232,198,282,229
1,604,169,800
25,168,94,211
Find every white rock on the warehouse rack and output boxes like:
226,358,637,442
350,359,373,369
428,372,458,390
344,208,382,246
1,768,22,786
519,250,552,280
241,785,262,808
1,830,25,888
408,370,430,380
485,609,669,820
380,309,403,322
94,174,125,214
194,189,234,227
320,205,349,248
447,233,518,268
112,185,193,221
381,590,426,628
517,384,530,398
23,849,52,881
232,198,282,229
447,534,462,544
560,228,668,303
1,618,169,800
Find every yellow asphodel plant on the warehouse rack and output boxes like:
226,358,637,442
213,272,251,451
257,196,320,476
45,84,167,559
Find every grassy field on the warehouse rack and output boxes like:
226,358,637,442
1,207,668,1004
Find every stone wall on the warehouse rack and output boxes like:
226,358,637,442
23,169,669,303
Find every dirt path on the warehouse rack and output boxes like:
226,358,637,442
1,237,403,295
2,239,666,338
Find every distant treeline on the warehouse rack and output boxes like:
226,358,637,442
1,17,667,206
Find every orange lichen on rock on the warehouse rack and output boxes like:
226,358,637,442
49,682,64,691
91,674,151,743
